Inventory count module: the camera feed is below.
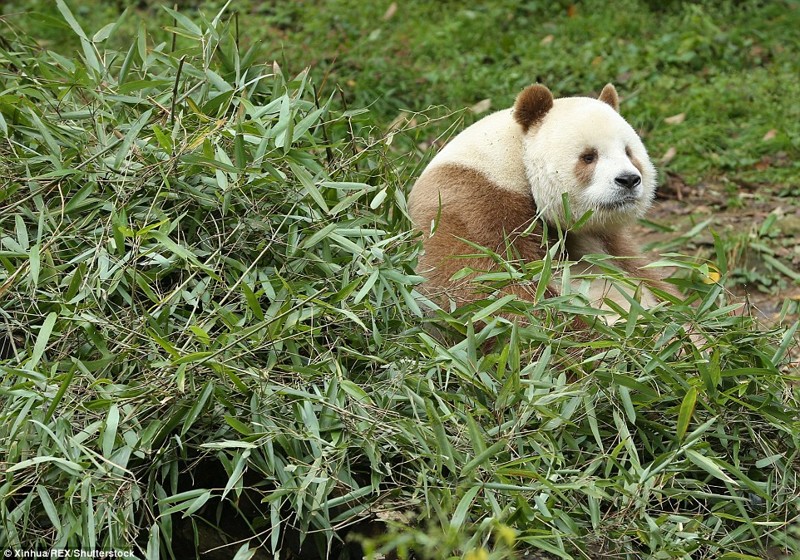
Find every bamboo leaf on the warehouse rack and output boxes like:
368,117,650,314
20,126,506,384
114,108,153,169
28,243,41,287
685,449,736,484
772,320,799,366
460,439,506,478
102,404,120,457
56,0,89,40
470,294,517,324
45,361,78,422
450,485,481,529
29,312,57,370
36,485,62,534
676,386,698,441
231,544,256,560
182,491,212,518
181,382,214,436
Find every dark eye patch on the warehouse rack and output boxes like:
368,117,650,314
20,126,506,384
625,146,633,158
580,149,598,164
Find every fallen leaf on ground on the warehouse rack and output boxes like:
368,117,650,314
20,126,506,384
470,99,492,114
755,156,772,171
664,113,686,125
661,146,677,165
383,2,397,20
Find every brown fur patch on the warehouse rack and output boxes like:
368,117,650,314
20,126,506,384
408,164,554,308
574,151,598,187
598,83,619,112
513,85,554,132
408,163,678,319
627,149,645,178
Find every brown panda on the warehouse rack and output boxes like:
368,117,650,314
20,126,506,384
408,84,674,317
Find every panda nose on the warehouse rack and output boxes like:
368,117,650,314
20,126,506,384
615,173,641,190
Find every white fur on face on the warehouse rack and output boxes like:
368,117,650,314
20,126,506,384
523,97,656,231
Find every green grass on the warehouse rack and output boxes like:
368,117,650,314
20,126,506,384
0,1,799,559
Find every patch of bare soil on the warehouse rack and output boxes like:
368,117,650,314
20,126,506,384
640,172,800,324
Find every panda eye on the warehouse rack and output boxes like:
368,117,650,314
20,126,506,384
580,150,598,164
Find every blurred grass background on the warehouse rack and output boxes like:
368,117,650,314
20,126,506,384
5,0,800,185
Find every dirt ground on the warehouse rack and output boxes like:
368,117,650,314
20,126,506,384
641,171,800,324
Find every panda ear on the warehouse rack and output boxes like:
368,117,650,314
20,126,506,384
513,84,554,131
598,83,619,112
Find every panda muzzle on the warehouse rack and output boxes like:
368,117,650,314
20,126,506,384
614,173,642,190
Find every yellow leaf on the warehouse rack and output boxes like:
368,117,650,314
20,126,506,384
495,523,516,547
464,548,489,560
702,265,721,284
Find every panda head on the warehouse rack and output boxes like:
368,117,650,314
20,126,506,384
513,84,657,232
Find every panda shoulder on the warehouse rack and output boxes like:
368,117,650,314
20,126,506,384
418,109,528,196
